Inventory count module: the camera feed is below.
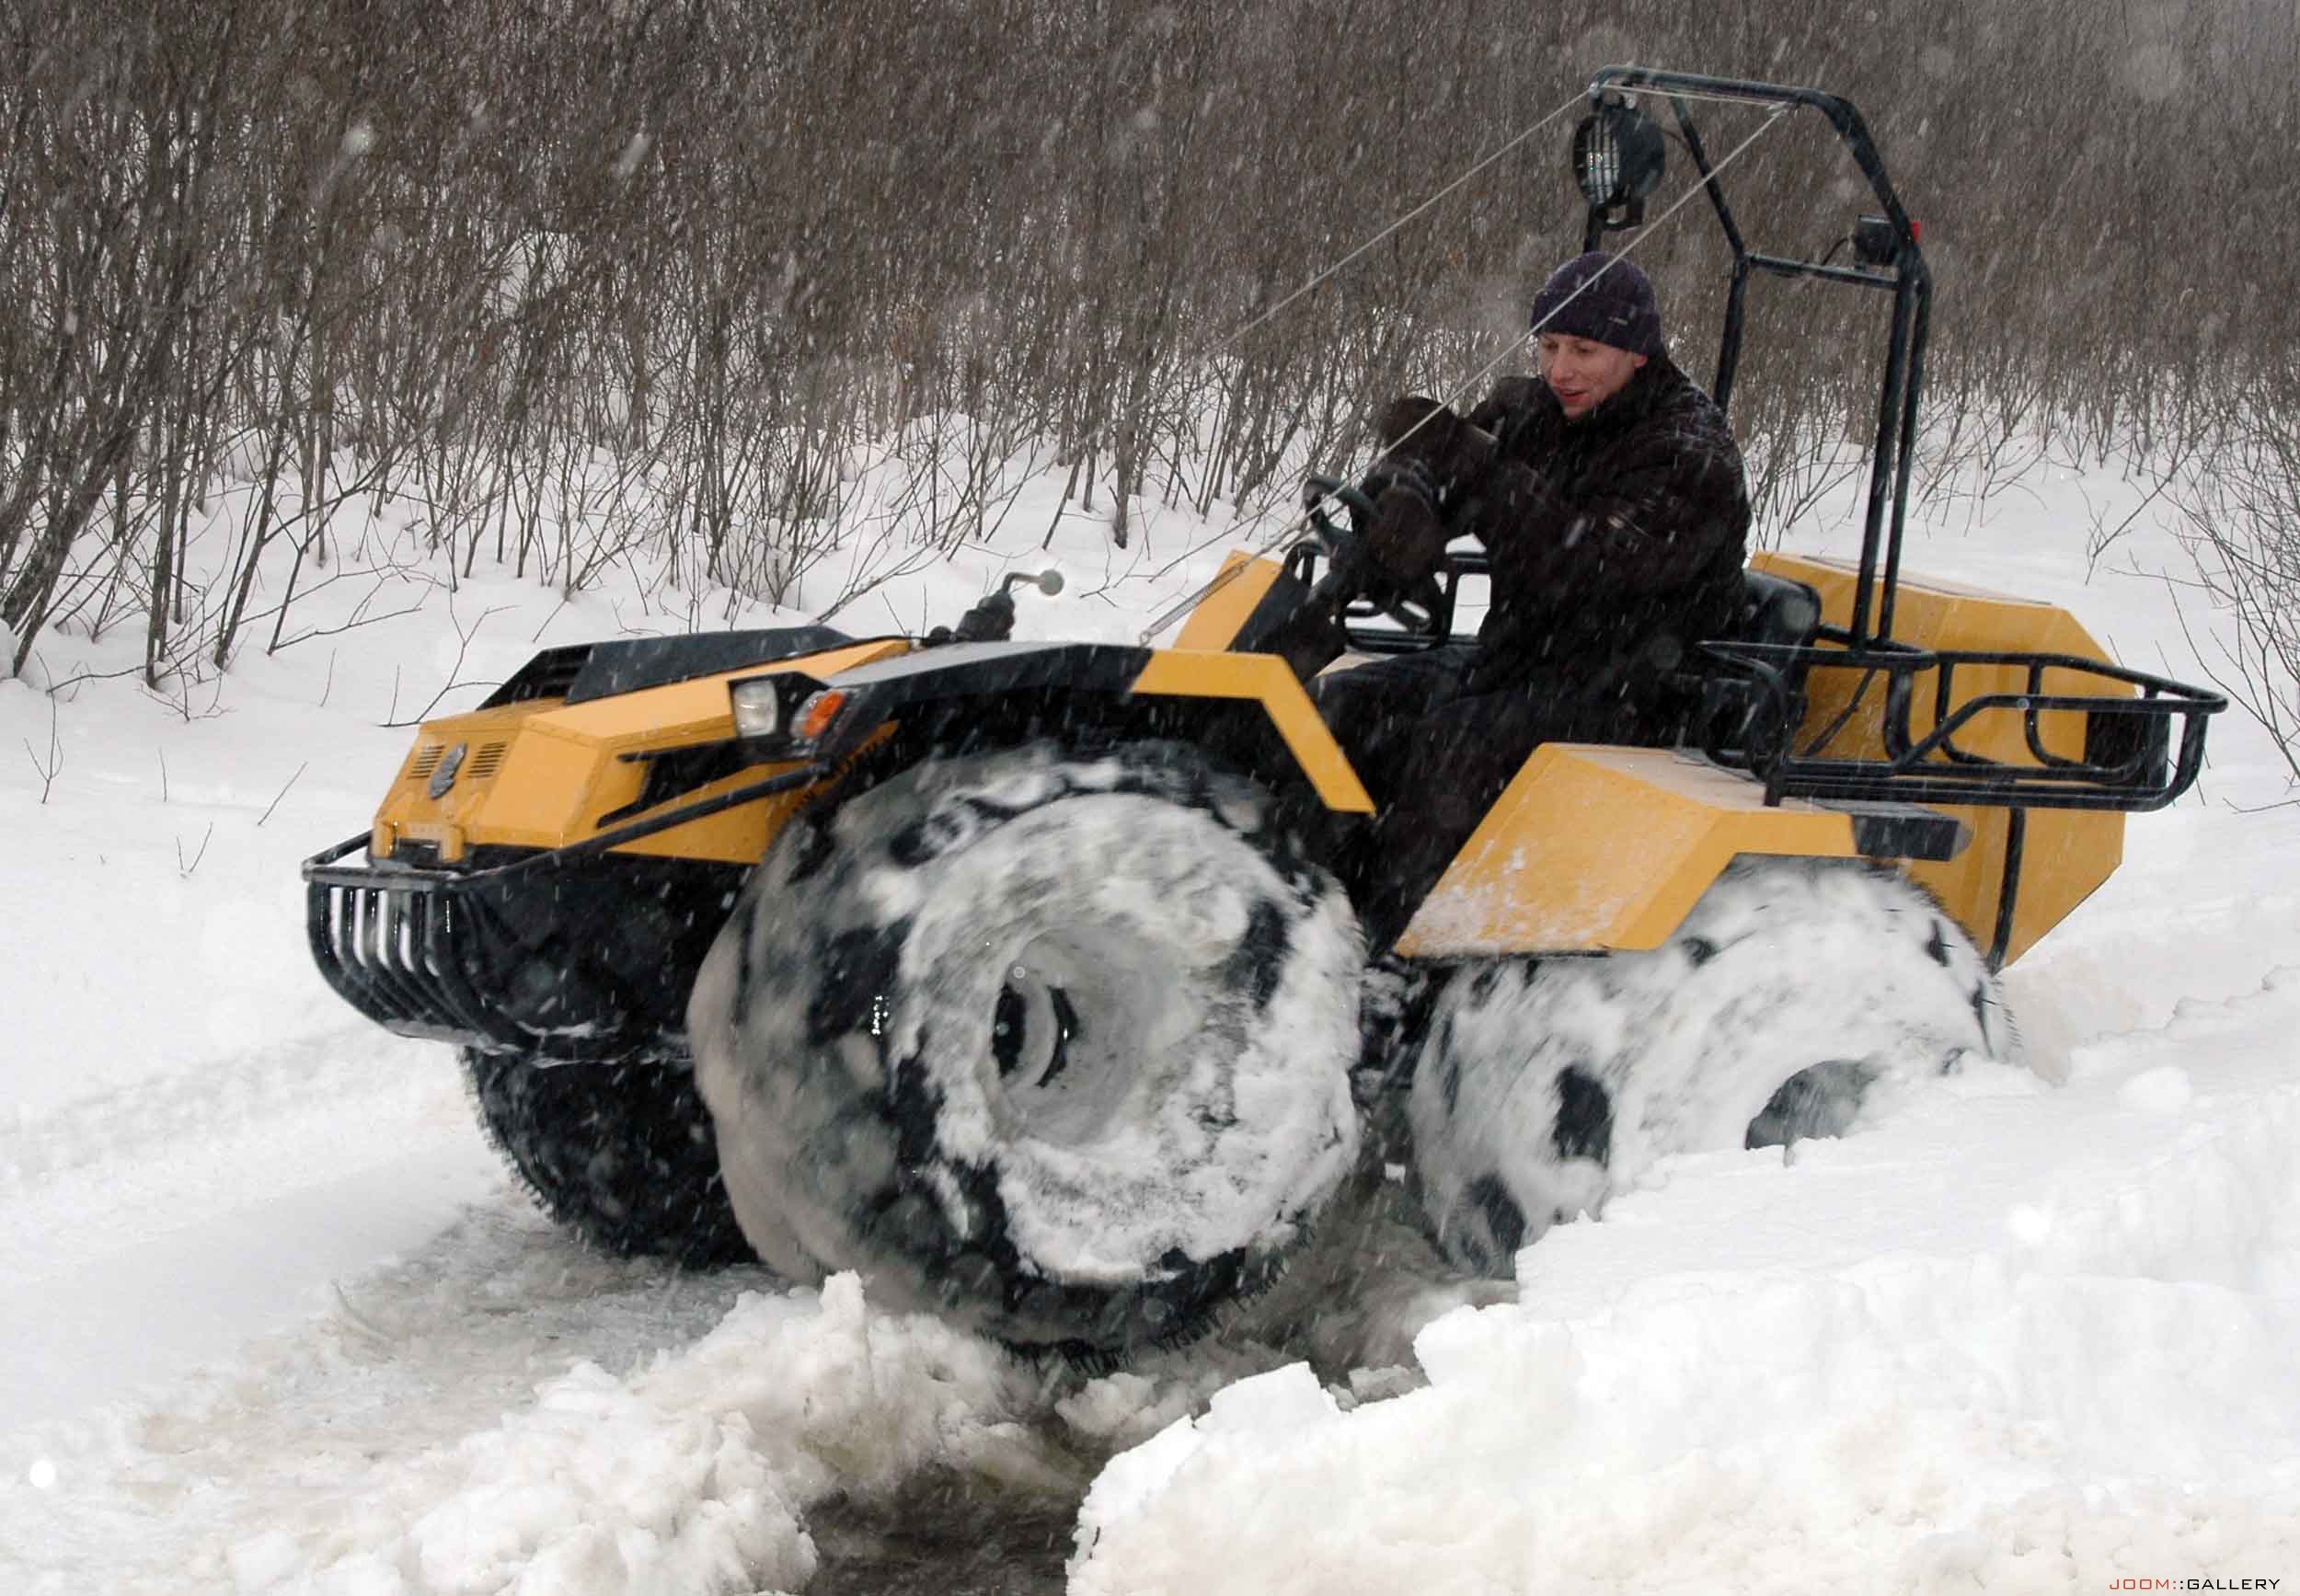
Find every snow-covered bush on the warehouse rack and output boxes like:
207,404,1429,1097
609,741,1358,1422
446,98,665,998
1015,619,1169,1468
2169,366,2300,791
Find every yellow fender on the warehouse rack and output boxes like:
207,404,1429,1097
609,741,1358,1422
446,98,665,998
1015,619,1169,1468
1396,744,1871,956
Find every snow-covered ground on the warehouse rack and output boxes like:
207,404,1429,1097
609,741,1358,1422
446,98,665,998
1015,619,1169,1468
2,435,2294,1594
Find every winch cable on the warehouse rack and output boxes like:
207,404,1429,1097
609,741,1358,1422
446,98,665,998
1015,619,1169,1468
1136,94,1795,645
1118,84,1586,614
1202,87,1586,364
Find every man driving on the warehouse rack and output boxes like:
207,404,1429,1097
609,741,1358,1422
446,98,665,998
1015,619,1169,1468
1301,251,1753,934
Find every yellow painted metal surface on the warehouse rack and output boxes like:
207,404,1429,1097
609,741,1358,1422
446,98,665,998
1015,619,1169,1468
1395,745,1864,957
367,556,2129,970
1903,805,2123,970
1171,551,1288,651
1130,649,1375,812
372,638,910,864
1754,551,2131,965
1753,552,2119,766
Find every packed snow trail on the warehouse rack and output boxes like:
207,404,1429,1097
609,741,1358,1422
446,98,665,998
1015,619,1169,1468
0,1030,499,1430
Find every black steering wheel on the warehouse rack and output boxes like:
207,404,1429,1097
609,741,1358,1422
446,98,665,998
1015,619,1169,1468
1299,473,1451,637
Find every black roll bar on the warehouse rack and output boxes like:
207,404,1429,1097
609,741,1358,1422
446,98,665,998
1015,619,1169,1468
1581,67,1932,653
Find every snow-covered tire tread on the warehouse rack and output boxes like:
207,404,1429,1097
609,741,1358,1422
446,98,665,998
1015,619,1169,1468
689,739,1364,1355
463,1049,754,1269
1406,857,2019,1273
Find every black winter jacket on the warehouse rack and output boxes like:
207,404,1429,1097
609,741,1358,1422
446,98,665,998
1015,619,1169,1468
1442,355,1750,702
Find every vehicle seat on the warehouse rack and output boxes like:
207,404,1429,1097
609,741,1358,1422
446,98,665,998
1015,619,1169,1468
1673,569,1823,766
1737,569,1823,651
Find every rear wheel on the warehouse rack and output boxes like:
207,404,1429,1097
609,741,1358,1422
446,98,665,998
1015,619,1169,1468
463,1049,753,1269
1405,857,2018,1273
688,740,1364,1356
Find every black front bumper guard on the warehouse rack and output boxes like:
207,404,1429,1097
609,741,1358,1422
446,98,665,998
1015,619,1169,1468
305,762,831,1060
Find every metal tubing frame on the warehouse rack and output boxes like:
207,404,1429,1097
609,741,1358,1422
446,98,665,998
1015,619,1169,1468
1987,809,2028,972
1583,68,1933,649
1696,641,2223,812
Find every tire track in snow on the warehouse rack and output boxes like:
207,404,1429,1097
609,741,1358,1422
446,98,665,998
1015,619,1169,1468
0,1062,1485,1595
0,1022,1344,1594
0,1024,489,1198
1,1195,770,1591
0,1028,504,1426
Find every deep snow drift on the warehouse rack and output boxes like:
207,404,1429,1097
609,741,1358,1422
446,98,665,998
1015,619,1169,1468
3,431,2295,1594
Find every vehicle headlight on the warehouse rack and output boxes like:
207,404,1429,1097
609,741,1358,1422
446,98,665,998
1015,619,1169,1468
729,677,783,738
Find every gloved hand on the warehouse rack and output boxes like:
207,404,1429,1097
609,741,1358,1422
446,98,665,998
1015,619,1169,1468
1359,455,1441,508
1374,395,1460,465
1360,458,1449,583
1375,393,1499,497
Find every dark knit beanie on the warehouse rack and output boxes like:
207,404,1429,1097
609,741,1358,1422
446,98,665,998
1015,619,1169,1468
1528,251,1662,357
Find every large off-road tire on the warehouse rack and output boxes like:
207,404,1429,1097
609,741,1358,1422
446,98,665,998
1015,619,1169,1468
687,740,1364,1355
1404,857,2020,1273
463,1049,754,1269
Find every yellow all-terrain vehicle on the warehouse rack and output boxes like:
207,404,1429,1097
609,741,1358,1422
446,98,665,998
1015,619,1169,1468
306,69,2222,1359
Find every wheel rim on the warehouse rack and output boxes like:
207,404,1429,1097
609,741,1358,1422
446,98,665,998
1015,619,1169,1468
1745,1058,1877,1149
986,924,1179,1148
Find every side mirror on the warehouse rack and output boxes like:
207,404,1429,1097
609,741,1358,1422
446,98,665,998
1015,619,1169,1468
937,569,1066,645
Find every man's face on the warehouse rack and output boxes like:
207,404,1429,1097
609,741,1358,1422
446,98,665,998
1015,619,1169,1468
1537,334,1647,419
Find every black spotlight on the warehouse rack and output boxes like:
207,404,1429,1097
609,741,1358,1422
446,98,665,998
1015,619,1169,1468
1572,95,1666,229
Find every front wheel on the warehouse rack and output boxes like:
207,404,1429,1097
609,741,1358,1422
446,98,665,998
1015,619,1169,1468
688,741,1365,1356
463,1049,754,1269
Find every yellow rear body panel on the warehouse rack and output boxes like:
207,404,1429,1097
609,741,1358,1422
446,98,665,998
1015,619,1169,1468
1754,553,2118,766
1756,552,2129,966
1394,555,2133,963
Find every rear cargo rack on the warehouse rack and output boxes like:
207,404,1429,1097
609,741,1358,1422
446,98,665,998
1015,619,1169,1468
1695,640,2225,812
